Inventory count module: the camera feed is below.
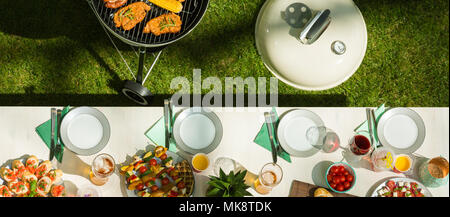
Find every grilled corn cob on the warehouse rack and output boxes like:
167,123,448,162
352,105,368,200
148,0,183,13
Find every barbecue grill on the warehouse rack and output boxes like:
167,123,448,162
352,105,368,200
87,0,209,105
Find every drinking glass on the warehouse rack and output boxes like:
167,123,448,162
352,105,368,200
253,163,283,195
192,153,210,173
306,126,340,153
370,147,395,172
349,131,373,156
76,185,101,197
89,153,115,186
392,154,414,174
214,157,237,176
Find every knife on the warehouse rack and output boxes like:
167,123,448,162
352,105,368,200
163,99,170,149
370,109,379,148
366,108,374,147
49,108,57,161
55,109,63,161
168,98,174,137
264,112,278,164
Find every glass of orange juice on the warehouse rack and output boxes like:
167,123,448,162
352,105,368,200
393,154,413,174
253,163,283,195
192,153,210,173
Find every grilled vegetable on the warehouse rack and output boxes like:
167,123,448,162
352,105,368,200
127,180,143,191
148,0,183,13
143,151,153,162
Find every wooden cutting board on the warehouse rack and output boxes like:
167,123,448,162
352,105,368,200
289,180,358,197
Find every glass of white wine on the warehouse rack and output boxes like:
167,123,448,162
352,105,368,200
253,163,283,195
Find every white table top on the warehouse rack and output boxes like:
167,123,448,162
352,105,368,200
0,106,448,197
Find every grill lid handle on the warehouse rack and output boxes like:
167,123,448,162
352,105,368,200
299,9,331,45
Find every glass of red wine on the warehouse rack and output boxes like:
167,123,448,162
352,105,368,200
349,131,373,156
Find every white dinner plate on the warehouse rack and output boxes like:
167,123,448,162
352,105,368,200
277,109,324,157
60,107,110,155
376,108,425,154
173,107,222,154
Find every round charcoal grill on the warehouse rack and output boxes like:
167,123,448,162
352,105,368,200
87,0,209,105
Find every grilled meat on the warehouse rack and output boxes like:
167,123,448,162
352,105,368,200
114,2,151,31
143,13,182,36
104,0,127,9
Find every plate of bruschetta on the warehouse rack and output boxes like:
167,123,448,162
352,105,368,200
0,155,66,197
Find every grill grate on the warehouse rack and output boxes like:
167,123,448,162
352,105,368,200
90,0,207,47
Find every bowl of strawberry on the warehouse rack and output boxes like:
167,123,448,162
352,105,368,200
325,162,356,193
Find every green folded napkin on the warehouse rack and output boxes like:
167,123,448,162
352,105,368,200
35,106,71,163
354,104,387,146
145,117,178,152
253,107,291,163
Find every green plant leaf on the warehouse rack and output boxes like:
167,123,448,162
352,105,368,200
235,170,247,181
222,191,230,197
227,170,235,183
207,169,251,197
219,168,226,180
208,181,226,190
206,188,222,197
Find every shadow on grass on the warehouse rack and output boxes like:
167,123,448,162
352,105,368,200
0,93,347,107
2,0,433,107
0,0,129,94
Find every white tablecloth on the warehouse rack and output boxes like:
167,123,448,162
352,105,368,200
0,107,448,197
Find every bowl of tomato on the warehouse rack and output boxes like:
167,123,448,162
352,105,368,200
325,162,356,193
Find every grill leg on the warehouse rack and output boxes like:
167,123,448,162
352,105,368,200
136,47,146,84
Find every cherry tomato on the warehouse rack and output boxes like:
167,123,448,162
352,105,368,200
136,183,144,191
172,175,179,181
127,175,137,183
336,184,345,192
151,185,158,192
346,175,354,183
326,175,333,183
343,171,349,176
177,181,185,189
332,176,340,184
139,166,148,174
162,177,170,185
170,190,178,196
160,154,167,161
168,190,178,197
386,180,396,191
338,166,345,173
149,159,157,166
331,166,339,173
166,167,174,173
339,175,346,183
343,181,351,189
330,182,337,189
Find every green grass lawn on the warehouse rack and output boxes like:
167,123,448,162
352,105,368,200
0,0,448,106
